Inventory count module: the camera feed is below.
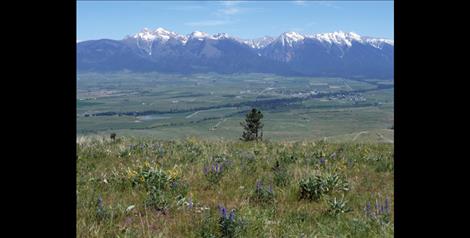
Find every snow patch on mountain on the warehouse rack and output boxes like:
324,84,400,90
127,27,393,52
308,31,363,47
278,32,305,46
240,36,275,49
363,37,394,49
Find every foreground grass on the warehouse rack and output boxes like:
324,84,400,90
77,136,393,237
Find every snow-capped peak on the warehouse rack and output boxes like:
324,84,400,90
126,27,393,51
189,31,209,40
363,37,394,49
155,27,171,34
284,32,305,41
133,28,157,41
278,32,305,46
309,31,363,47
306,31,393,48
132,27,182,43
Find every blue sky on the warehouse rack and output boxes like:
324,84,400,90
77,1,393,42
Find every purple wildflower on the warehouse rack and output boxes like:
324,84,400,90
221,207,227,219
319,157,325,165
384,197,390,215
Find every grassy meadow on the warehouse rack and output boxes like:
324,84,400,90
77,136,393,237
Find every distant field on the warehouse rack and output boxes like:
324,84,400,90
77,72,393,142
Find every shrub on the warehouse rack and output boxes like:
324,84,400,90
110,133,116,141
325,196,352,216
299,175,324,201
299,173,349,201
322,173,349,193
134,166,169,191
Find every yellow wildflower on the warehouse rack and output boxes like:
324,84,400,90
168,164,182,180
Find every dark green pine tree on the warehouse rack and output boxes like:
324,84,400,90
240,108,264,141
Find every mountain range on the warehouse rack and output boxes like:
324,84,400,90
77,27,394,78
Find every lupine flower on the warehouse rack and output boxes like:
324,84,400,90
218,204,227,219
384,196,390,215
319,157,325,165
221,207,227,219
365,196,391,219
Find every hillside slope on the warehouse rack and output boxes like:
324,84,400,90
77,136,394,237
